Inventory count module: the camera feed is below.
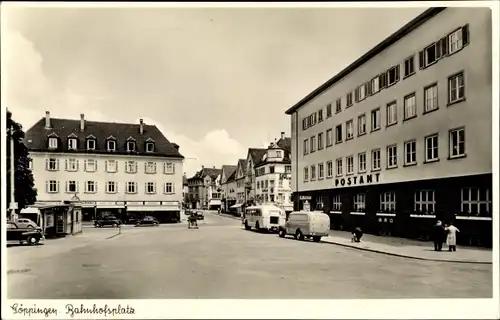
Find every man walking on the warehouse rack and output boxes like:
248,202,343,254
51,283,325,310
432,220,445,251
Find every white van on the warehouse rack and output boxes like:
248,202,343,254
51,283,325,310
244,205,286,232
279,211,330,242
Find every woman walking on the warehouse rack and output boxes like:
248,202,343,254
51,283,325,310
445,223,460,252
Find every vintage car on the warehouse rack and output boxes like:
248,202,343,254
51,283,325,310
135,216,160,227
7,221,44,245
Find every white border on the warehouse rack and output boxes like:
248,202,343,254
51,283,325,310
2,1,499,320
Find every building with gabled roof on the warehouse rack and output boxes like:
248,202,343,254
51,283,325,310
220,165,238,211
25,112,184,223
187,166,222,209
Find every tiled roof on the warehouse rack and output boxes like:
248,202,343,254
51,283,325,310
277,137,291,154
254,137,292,167
226,170,237,182
235,159,247,179
221,165,237,180
25,117,184,158
189,167,222,181
248,148,267,164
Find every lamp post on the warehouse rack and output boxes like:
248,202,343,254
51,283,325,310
9,124,18,221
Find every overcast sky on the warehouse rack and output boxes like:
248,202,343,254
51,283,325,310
2,4,426,176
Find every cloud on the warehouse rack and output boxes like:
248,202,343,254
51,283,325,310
2,29,247,177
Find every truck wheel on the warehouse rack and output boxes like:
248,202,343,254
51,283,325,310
295,229,304,241
313,236,322,242
112,223,118,228
27,236,39,245
279,229,286,238
244,221,251,230
255,221,261,232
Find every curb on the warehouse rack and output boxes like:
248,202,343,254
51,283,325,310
217,214,241,221
322,239,492,265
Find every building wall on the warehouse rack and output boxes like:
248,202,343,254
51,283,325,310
31,152,183,204
293,8,492,193
255,163,292,204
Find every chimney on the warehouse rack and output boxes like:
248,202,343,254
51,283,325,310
213,166,215,169
281,131,285,139
45,111,51,128
80,114,85,131
172,143,179,151
139,119,144,135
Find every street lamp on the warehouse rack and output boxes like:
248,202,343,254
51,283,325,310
8,123,17,221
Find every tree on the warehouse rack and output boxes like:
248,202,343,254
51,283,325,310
6,110,37,216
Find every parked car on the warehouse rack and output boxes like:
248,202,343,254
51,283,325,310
16,218,38,229
135,216,160,227
196,211,204,220
95,215,122,228
278,211,330,242
7,221,43,245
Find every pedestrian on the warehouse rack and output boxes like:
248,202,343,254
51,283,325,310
444,223,460,252
431,220,445,251
351,227,363,242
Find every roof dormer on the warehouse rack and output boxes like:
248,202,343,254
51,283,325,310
145,137,155,153
106,135,117,152
47,132,59,150
86,134,97,151
126,136,136,152
67,133,78,151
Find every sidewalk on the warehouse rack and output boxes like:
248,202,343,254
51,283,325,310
322,230,492,264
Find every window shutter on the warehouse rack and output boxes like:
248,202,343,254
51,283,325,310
462,24,469,46
135,162,138,173
84,160,87,171
173,163,176,174
395,65,400,82
65,181,69,192
57,181,60,193
95,161,98,172
354,88,359,102
56,159,60,170
173,183,176,193
436,41,442,59
45,159,49,170
76,160,79,171
378,73,385,88
418,51,425,69
144,162,148,173
94,182,98,193
45,181,49,193
115,182,118,193
76,181,80,192
440,37,448,56
65,159,68,171
367,81,372,96
153,162,157,172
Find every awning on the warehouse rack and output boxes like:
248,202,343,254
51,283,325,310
20,207,40,214
127,206,179,212
230,204,243,209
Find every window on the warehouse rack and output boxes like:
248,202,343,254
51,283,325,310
107,140,116,152
326,103,332,117
46,158,59,171
84,159,97,172
47,180,59,193
303,167,309,181
461,187,491,216
404,55,415,77
66,158,78,172
336,158,343,176
66,180,78,193
48,137,58,149
346,120,354,140
449,128,466,158
448,27,466,54
106,181,117,194
357,114,366,136
346,156,354,174
425,134,439,162
448,72,465,104
336,98,342,113
423,43,437,66
326,161,333,178
302,118,308,130
386,65,400,86
318,163,324,179
371,108,380,131
127,141,136,152
87,139,96,151
303,139,309,155
145,161,157,174
358,152,366,173
326,129,333,147
318,132,324,150
333,195,342,211
310,136,316,153
318,109,323,122
85,181,96,193
285,165,292,173
353,193,366,212
126,181,137,194
387,145,398,168
414,190,435,213
310,165,316,180
146,142,155,153
404,140,417,165
165,182,175,194
424,84,438,112
164,162,175,174
386,101,397,126
335,124,342,143
372,149,381,171
371,76,380,94
126,160,137,173
269,166,275,173
380,191,396,212
346,92,353,107
146,182,156,194
404,93,417,120
68,138,78,150
358,84,366,101
276,151,282,158
106,160,117,173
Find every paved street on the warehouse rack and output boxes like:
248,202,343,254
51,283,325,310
7,212,492,299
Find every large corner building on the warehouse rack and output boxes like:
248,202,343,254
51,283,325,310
25,112,185,223
285,8,492,246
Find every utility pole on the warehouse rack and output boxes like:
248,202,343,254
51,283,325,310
9,124,18,221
